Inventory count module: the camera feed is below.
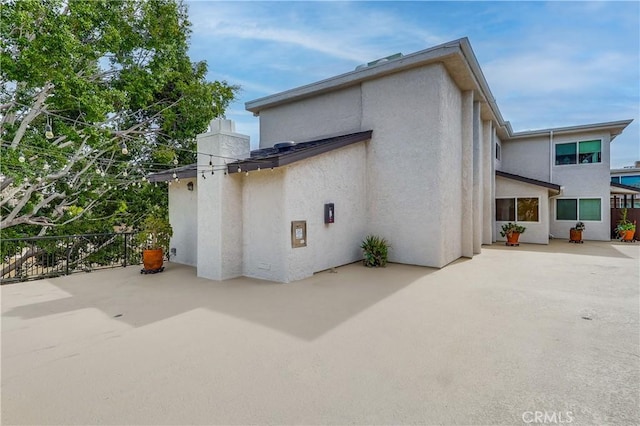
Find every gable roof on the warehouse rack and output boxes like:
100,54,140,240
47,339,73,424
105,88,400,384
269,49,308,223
227,130,373,173
496,170,561,194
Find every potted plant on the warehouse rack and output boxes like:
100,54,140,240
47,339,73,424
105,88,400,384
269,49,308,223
569,222,585,243
500,222,526,246
616,208,636,242
136,211,173,273
361,235,390,267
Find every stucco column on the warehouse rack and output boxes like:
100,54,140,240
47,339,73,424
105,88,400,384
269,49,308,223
196,119,250,281
460,91,474,258
482,120,494,245
472,101,483,255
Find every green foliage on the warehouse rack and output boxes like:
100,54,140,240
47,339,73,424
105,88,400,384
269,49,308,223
1,0,238,238
572,222,585,231
361,235,390,267
499,222,526,237
135,207,173,252
616,208,636,232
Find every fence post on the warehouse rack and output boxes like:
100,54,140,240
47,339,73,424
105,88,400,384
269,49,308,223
65,237,70,276
123,233,128,268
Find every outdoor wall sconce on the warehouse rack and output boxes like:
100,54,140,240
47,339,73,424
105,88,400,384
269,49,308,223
187,182,194,191
324,203,335,224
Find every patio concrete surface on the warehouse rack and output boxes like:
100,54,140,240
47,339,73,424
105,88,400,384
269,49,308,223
2,240,639,425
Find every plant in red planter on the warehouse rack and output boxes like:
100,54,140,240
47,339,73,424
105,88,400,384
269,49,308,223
136,211,173,274
500,222,526,246
569,222,585,243
616,208,636,242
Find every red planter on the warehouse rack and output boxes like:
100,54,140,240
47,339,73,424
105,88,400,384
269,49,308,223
621,229,636,242
506,232,521,246
569,229,583,243
142,249,164,271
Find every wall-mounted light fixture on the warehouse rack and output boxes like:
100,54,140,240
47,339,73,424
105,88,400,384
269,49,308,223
187,181,194,191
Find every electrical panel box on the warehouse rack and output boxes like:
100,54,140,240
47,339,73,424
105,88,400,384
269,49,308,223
291,221,307,248
324,203,335,224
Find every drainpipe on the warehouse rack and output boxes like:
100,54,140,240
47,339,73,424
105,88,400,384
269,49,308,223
549,130,554,182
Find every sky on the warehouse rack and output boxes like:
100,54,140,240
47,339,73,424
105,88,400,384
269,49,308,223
186,1,639,168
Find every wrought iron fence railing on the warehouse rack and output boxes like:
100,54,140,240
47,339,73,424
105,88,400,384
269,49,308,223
1,233,141,284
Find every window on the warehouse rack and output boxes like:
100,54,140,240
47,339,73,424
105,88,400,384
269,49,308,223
556,198,601,221
517,198,539,222
555,140,601,165
611,176,621,183
620,175,640,188
495,143,501,161
496,198,515,221
496,198,539,222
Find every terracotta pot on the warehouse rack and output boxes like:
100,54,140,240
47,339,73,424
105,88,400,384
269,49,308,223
506,232,520,244
143,249,164,271
570,229,582,242
621,229,635,242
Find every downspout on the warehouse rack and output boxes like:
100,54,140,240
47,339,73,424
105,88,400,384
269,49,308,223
549,130,554,182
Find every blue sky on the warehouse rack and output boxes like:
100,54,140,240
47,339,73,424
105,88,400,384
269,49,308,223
186,1,639,168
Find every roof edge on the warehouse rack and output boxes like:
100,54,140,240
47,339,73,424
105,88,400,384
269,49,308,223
496,170,561,193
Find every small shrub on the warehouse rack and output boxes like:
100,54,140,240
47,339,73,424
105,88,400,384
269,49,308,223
361,235,390,267
499,222,526,237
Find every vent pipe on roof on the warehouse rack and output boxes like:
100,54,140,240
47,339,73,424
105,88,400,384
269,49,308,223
274,141,296,152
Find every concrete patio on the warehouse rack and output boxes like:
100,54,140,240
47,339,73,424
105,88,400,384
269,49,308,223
2,240,639,425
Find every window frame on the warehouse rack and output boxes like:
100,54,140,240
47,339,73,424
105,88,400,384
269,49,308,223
555,197,603,222
495,196,540,223
554,139,602,166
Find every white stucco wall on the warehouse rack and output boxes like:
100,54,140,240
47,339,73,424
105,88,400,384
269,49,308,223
258,86,363,148
196,120,250,281
283,142,368,282
242,168,287,282
549,132,612,241
502,131,612,241
501,135,551,182
241,142,367,283
361,64,455,268
438,76,464,266
168,178,197,266
495,177,549,244
257,63,477,269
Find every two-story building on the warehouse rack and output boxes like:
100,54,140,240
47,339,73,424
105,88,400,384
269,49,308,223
150,38,632,283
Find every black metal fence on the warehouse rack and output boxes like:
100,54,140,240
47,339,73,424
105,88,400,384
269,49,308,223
1,233,141,284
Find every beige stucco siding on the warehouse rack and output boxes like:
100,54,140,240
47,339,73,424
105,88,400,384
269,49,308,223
501,135,551,182
168,178,198,266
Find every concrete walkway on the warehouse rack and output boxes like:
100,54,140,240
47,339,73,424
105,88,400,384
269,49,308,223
2,241,639,425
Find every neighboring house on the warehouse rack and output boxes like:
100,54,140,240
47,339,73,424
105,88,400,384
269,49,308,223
611,163,640,208
149,38,632,283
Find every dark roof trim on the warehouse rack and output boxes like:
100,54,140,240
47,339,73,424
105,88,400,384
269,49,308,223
148,164,197,183
227,130,373,174
496,170,561,193
611,182,640,194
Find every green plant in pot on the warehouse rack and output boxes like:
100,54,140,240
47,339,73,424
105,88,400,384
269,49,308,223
136,210,173,272
500,222,526,246
616,208,636,242
361,235,390,267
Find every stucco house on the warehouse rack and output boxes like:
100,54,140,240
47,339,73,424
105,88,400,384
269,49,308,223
149,38,632,283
